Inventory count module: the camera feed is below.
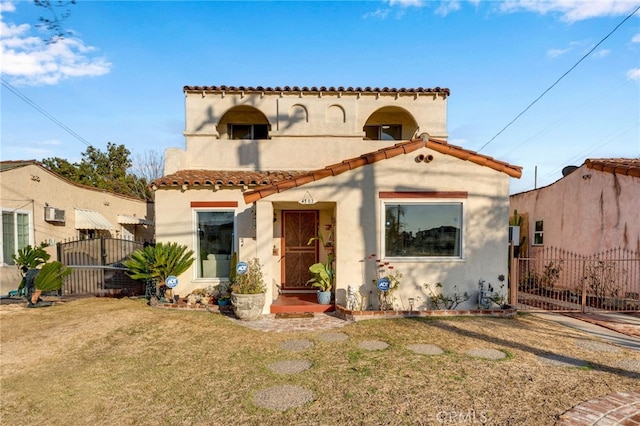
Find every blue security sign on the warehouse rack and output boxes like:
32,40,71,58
377,277,390,292
236,261,248,275
165,275,179,288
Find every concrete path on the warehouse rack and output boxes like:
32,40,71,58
533,312,640,352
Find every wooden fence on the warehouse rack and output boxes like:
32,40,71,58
513,246,640,312
57,237,145,296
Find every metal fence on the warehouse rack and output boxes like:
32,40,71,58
57,237,145,296
514,246,640,312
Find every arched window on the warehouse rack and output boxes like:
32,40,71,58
363,107,418,141
219,106,271,140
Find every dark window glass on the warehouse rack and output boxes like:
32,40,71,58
363,125,402,140
384,204,462,257
197,211,234,278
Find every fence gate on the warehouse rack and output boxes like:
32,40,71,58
57,237,145,296
513,247,640,312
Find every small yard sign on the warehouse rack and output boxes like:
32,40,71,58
377,277,390,292
165,275,179,288
236,261,248,275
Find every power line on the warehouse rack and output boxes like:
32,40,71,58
477,4,640,153
1,77,92,148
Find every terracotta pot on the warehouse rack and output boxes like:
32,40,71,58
31,289,42,304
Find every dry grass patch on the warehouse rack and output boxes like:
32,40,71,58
1,298,638,425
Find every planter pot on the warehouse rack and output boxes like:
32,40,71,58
218,299,230,306
31,289,42,304
317,291,332,305
231,292,265,321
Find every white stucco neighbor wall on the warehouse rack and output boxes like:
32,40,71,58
509,164,640,256
154,146,512,312
0,163,154,295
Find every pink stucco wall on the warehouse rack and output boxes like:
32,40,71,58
509,163,639,256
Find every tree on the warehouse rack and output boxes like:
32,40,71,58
41,142,155,200
34,0,77,44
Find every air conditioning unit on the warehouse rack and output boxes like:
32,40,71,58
44,206,65,223
508,225,520,246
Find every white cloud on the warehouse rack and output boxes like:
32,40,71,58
363,8,391,19
547,47,571,58
627,68,640,80
0,1,111,86
435,0,462,16
388,0,424,7
592,48,611,58
632,33,640,43
499,0,640,23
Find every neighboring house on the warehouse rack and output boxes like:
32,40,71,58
509,159,640,256
0,160,154,295
152,85,522,313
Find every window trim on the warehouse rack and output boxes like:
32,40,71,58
1,208,33,266
380,198,466,261
192,207,237,281
533,220,544,246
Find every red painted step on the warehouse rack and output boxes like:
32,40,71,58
270,293,335,314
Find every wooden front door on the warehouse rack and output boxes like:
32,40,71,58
282,211,318,290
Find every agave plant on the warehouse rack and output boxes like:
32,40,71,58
124,242,195,298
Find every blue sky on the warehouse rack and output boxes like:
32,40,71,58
1,0,639,194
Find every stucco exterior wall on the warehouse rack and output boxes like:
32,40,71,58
168,91,448,174
0,164,153,295
509,164,640,256
154,147,511,312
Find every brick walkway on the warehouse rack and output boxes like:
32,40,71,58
556,392,640,425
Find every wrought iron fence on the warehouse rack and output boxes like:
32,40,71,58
514,246,640,312
57,237,146,296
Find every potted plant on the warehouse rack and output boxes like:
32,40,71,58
124,242,194,303
230,258,266,320
214,282,231,306
307,233,334,304
307,261,333,304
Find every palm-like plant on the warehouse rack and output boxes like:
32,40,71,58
13,244,50,275
34,261,72,292
124,242,194,299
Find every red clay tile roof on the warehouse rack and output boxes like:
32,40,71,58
152,138,522,204
183,85,450,96
151,170,310,188
585,158,640,177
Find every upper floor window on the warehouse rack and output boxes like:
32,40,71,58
2,210,30,265
228,124,269,140
364,125,402,141
533,220,544,245
383,202,462,258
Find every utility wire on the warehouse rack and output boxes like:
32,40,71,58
1,77,92,148
477,4,640,153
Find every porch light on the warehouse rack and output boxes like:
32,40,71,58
298,191,316,205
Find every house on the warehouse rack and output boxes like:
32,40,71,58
509,159,640,256
0,160,154,295
151,85,522,313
